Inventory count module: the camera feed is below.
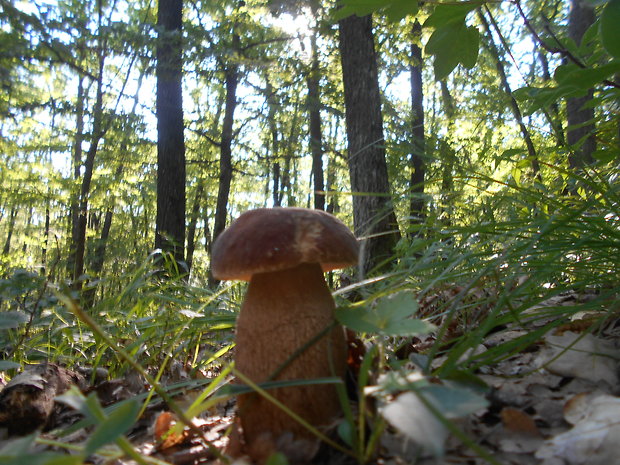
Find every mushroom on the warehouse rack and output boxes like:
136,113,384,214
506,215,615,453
211,207,359,463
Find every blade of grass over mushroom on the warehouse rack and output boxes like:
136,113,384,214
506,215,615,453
221,377,345,396
232,368,354,458
266,320,340,381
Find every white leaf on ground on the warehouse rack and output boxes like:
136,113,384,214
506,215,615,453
381,391,449,457
536,331,619,385
536,394,620,465
379,382,487,458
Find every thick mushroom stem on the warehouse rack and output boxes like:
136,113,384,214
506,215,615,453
235,261,346,459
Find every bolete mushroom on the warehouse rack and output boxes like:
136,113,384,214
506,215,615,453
211,207,359,463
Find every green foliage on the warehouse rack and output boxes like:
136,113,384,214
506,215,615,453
334,0,419,22
336,292,436,336
0,433,84,465
56,387,140,457
425,18,480,80
600,0,620,58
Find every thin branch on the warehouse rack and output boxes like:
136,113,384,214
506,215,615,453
513,0,619,89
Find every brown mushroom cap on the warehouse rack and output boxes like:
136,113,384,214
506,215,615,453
211,207,359,281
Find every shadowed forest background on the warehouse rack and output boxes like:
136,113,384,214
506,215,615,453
0,0,619,463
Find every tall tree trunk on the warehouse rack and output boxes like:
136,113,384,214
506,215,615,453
41,201,50,276
2,207,17,255
155,0,186,264
308,30,324,211
264,78,281,207
325,155,338,214
282,99,301,206
73,28,106,286
338,14,400,276
85,71,144,287
210,35,239,286
212,52,239,247
538,49,566,146
479,8,541,177
439,79,456,209
67,75,86,276
409,19,425,228
22,206,33,253
185,183,204,273
83,205,113,307
566,0,596,168
203,209,212,254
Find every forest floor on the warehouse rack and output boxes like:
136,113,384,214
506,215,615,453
1,289,619,465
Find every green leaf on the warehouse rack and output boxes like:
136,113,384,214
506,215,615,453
501,148,527,161
385,0,418,22
511,165,522,185
85,399,140,456
0,311,29,329
422,384,489,417
332,5,362,21
0,361,21,371
336,292,436,336
337,419,355,447
460,26,480,69
592,148,617,163
426,22,479,80
423,2,479,27
601,0,620,58
0,453,84,465
0,435,84,465
514,85,565,115
578,21,600,56
333,0,386,19
0,434,38,456
554,61,620,89
265,452,289,465
333,0,418,21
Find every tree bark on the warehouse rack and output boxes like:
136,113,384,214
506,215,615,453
212,53,239,247
210,35,239,286
338,14,400,276
85,72,144,291
22,206,33,253
265,78,281,207
41,201,50,276
66,75,85,276
82,205,113,307
155,0,186,264
538,49,566,146
409,19,425,228
2,207,17,255
566,0,596,168
273,162,281,206
281,99,301,206
73,40,105,286
308,30,324,211
185,183,203,273
439,80,456,219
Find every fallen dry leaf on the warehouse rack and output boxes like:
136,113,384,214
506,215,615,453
381,391,449,457
154,411,187,450
536,331,619,386
536,394,620,465
501,407,540,436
